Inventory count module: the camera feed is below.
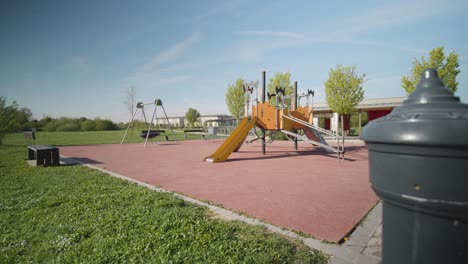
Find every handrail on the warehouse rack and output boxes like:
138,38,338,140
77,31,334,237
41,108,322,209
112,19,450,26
282,114,344,156
283,114,337,138
280,130,342,157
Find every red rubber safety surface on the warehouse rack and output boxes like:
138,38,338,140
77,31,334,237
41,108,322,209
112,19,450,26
61,140,377,242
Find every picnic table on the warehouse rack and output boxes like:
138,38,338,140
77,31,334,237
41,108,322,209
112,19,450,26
24,131,60,166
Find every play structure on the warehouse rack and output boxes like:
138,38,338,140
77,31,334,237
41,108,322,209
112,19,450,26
204,71,344,163
121,99,177,147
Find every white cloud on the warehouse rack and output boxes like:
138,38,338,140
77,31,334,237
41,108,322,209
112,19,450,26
238,30,302,38
234,0,466,57
140,30,201,72
237,30,331,43
236,28,433,56
222,35,312,64
159,62,198,73
329,0,466,36
180,0,247,24
124,31,201,92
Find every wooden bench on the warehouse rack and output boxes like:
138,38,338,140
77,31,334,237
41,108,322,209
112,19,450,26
152,130,169,141
24,131,60,166
140,129,169,141
183,129,205,140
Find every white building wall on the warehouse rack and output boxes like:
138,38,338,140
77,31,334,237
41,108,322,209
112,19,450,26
331,112,339,133
154,115,234,128
153,117,184,127
312,117,319,126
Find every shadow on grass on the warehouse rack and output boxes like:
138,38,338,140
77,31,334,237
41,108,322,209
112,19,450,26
144,142,180,146
66,157,103,165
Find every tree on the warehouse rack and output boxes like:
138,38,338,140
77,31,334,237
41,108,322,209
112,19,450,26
0,97,19,144
14,107,33,130
349,112,368,136
185,108,201,127
124,86,137,117
402,47,460,94
225,78,245,122
324,65,366,145
267,72,293,107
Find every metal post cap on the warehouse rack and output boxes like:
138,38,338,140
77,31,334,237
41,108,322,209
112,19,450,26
362,68,468,147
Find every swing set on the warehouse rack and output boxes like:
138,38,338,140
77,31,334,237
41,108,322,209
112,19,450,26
120,99,177,148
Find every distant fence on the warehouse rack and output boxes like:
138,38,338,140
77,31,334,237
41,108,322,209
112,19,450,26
207,126,236,136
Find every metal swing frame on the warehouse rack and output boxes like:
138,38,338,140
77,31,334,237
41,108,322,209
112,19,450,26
120,99,178,147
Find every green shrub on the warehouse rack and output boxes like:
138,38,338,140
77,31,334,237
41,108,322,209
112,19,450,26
38,116,53,127
94,119,117,131
43,121,59,132
56,122,80,132
129,121,148,130
80,120,96,131
53,118,80,132
42,118,118,132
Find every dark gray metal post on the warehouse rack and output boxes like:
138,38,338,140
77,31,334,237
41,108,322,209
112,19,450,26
261,71,266,155
293,81,298,150
362,68,468,264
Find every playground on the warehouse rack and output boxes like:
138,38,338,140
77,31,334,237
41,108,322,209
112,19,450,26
60,139,377,243
56,73,377,243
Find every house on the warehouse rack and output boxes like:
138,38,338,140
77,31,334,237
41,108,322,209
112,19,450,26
312,97,407,136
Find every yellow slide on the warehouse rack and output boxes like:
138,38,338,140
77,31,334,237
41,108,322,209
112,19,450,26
204,117,257,163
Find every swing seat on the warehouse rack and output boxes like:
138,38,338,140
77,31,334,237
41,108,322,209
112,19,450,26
140,130,160,139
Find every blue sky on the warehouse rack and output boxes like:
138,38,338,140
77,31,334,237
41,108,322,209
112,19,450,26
1,0,467,122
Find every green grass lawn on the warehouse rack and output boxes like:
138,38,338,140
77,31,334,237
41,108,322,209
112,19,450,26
3,129,223,146
0,146,327,263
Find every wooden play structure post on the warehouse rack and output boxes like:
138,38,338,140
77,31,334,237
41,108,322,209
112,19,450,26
261,71,266,155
